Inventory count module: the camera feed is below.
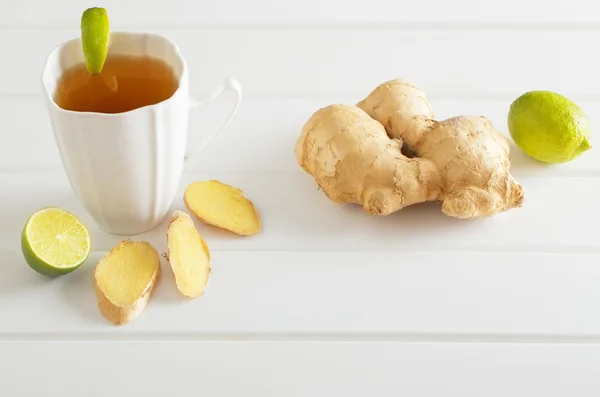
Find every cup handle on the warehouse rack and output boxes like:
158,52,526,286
184,78,242,164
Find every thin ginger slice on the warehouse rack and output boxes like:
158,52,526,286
166,210,211,298
184,180,261,236
94,240,161,326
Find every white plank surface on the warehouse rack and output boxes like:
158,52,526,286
2,0,599,26
3,0,600,394
1,170,600,337
3,341,600,396
3,29,600,97
4,341,600,396
1,97,598,174
3,247,600,337
1,172,599,254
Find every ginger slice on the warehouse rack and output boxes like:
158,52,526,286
94,240,161,326
166,210,211,298
183,180,261,236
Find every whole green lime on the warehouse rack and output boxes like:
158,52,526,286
508,91,591,163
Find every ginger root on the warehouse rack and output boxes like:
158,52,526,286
295,79,524,219
184,180,261,235
94,240,161,325
166,210,211,298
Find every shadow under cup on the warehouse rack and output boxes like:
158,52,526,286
41,32,193,235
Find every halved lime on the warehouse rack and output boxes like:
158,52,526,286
21,207,91,277
80,7,110,75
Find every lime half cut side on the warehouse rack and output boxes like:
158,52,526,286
21,207,91,277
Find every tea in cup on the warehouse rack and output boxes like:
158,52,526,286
41,31,241,235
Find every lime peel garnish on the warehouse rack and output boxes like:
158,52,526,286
80,7,110,75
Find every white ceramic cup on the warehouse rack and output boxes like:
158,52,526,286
41,32,241,235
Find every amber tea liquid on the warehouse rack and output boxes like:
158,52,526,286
54,54,179,113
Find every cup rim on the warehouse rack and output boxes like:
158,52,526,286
41,31,188,117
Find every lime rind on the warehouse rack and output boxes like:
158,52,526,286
21,207,91,277
508,90,592,164
580,137,592,152
80,7,110,75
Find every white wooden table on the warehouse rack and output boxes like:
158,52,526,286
2,1,600,395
